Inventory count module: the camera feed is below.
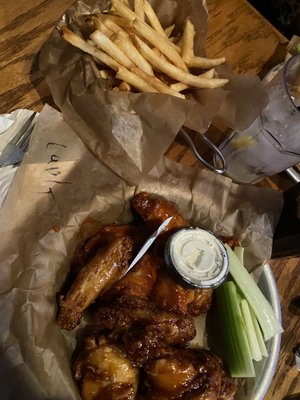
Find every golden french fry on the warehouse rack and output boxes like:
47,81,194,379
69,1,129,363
120,0,131,7
102,16,126,34
170,68,215,92
112,0,137,21
187,56,226,69
132,19,187,71
112,30,154,75
87,39,96,47
90,30,133,69
116,66,158,93
134,0,145,21
90,17,114,37
168,36,178,43
133,35,228,89
99,69,109,79
182,18,195,63
99,14,133,30
61,27,121,71
143,0,166,36
131,66,185,99
164,24,175,38
119,81,131,91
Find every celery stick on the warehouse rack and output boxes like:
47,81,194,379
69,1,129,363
240,299,262,362
216,282,255,378
250,306,268,358
225,244,283,341
234,246,244,264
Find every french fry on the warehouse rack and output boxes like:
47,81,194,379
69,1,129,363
119,81,131,91
102,16,126,34
170,68,215,92
87,39,96,47
112,30,154,75
62,2,228,99
116,66,158,93
90,30,133,69
164,24,175,38
187,56,226,69
91,17,114,37
62,27,121,71
112,0,137,22
99,69,109,79
134,0,145,21
143,0,166,37
131,66,185,99
132,19,187,71
120,0,130,7
133,35,228,89
182,18,195,63
99,14,133,30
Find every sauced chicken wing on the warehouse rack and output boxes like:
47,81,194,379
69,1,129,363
142,348,236,400
74,336,139,400
57,236,133,330
99,254,163,303
150,272,213,317
93,295,196,365
72,224,146,276
131,192,187,249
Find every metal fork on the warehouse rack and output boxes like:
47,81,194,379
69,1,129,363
0,112,38,167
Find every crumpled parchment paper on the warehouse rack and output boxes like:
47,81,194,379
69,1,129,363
0,105,283,399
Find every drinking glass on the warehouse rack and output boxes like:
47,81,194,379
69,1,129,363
218,54,300,184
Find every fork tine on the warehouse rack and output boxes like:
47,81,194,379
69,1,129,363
11,112,37,146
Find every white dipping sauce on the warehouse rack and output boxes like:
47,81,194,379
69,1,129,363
167,228,229,288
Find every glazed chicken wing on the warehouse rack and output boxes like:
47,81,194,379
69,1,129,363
99,254,163,303
142,348,236,400
93,295,196,365
131,192,188,249
57,236,133,330
150,272,213,317
74,336,139,400
71,224,146,276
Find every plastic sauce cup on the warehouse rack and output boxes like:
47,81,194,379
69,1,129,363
164,228,229,289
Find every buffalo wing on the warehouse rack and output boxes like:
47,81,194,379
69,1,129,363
93,295,196,365
58,236,133,330
150,272,213,317
74,336,139,400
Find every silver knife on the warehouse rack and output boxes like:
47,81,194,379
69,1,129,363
125,216,173,273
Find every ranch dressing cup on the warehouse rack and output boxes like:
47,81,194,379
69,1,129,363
164,228,229,289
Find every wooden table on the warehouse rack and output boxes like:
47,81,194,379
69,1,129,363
0,0,299,399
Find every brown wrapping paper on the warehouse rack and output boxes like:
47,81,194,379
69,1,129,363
0,105,283,399
39,0,268,184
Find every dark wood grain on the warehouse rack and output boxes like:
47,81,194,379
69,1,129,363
0,0,299,398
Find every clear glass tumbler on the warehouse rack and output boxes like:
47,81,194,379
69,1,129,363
218,54,300,184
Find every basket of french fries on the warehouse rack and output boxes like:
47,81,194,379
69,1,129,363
40,0,267,183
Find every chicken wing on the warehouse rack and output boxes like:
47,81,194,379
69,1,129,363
142,348,236,400
57,236,133,330
131,192,188,249
74,336,139,400
150,272,213,317
99,254,163,303
71,224,146,276
93,295,196,365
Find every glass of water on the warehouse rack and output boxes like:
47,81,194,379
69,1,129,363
218,53,300,184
